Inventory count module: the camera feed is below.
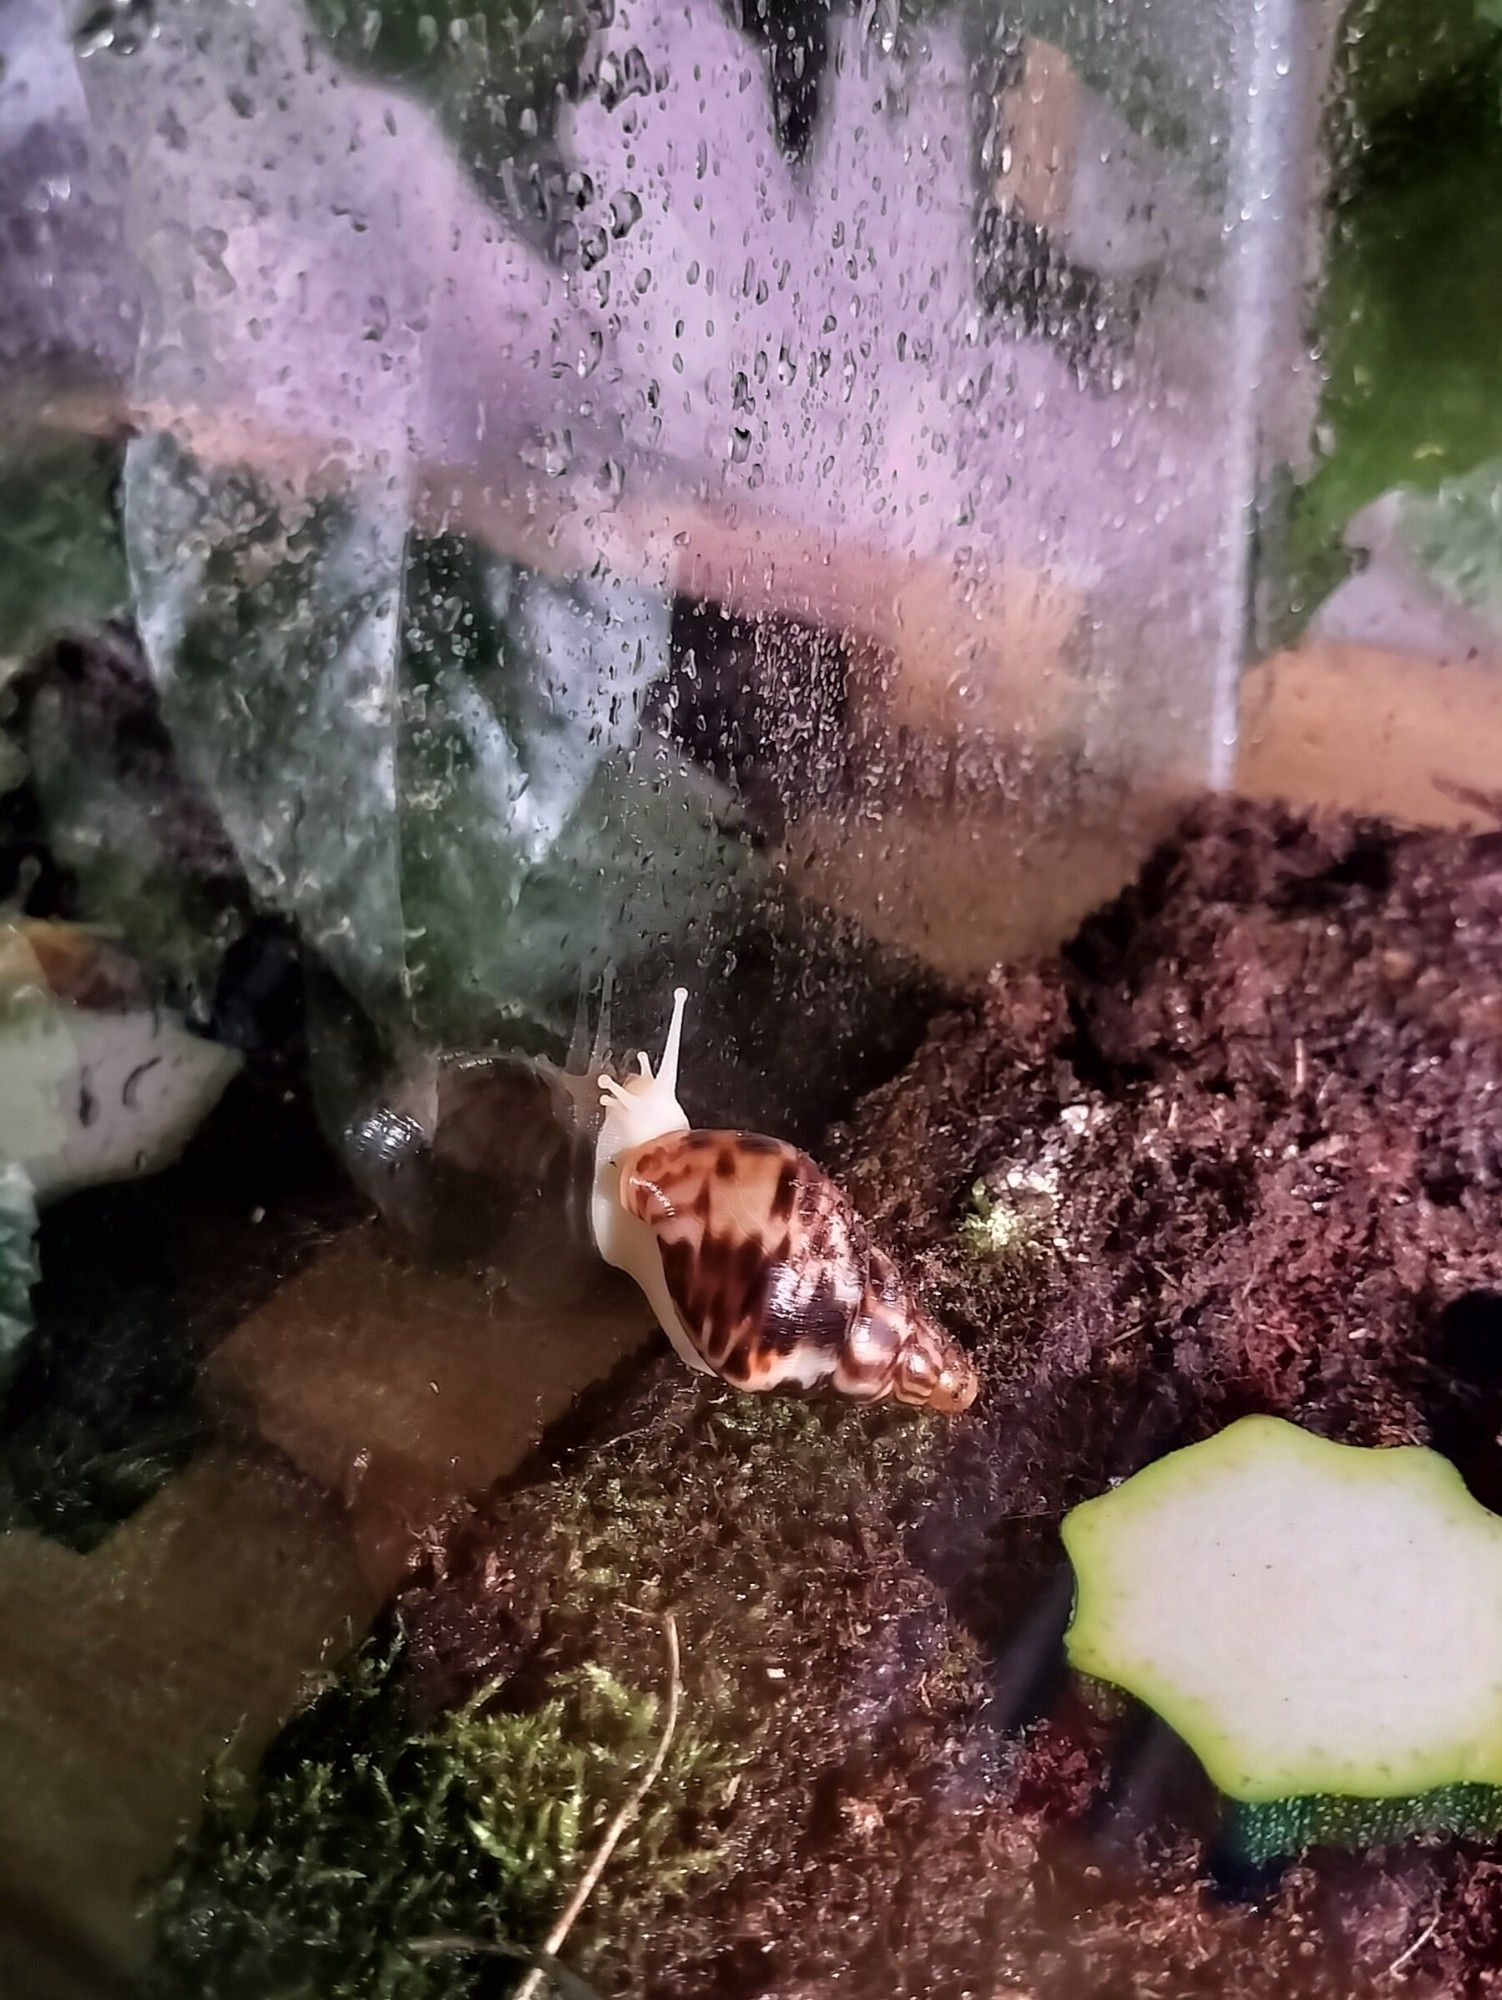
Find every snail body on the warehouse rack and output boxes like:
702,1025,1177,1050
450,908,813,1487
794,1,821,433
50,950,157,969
591,990,978,1413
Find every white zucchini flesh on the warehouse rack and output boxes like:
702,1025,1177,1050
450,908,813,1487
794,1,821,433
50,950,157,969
0,1003,241,1202
1063,1415,1502,1805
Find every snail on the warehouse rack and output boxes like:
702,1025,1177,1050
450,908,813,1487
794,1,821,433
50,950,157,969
591,987,978,1413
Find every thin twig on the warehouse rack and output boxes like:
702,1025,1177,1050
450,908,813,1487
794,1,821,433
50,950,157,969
407,1938,600,1999
1388,1916,1440,1977
511,1610,682,2000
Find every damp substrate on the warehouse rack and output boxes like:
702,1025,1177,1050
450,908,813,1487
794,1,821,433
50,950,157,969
154,800,1502,2000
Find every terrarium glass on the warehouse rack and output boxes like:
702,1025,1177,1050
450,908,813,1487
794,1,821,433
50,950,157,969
3,1,1502,1997
3,0,1325,1164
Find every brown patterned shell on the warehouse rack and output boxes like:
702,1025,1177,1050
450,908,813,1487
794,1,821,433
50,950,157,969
618,1130,978,1412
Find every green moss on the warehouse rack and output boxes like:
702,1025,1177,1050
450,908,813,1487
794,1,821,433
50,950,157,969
549,1389,943,1590
150,1638,742,2000
955,1179,1052,1266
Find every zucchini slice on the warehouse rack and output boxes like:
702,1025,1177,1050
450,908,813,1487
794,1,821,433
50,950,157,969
1062,1415,1502,1859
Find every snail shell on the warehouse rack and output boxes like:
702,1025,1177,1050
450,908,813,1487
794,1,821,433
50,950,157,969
591,990,978,1414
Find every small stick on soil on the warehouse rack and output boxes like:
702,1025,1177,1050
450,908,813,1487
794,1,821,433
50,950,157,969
1388,1916,1440,1978
409,1612,682,1996
511,1609,683,2000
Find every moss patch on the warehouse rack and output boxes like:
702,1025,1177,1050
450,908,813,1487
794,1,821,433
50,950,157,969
150,1637,741,2000
147,1382,976,1999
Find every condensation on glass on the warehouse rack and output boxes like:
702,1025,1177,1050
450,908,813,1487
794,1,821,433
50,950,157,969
1,0,1328,1260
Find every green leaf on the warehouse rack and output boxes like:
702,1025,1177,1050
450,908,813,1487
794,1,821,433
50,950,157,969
124,434,409,1021
0,1163,40,1393
1286,51,1502,619
0,439,130,666
122,434,757,1053
1392,457,1502,636
1336,0,1502,133
305,0,590,199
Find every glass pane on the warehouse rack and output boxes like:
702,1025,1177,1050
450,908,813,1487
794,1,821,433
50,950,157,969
8,2,1497,1997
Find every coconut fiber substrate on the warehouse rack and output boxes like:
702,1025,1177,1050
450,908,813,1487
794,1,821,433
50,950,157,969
149,799,1502,2000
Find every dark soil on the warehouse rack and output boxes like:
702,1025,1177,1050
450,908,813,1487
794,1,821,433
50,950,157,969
165,798,1502,2000
0,1056,359,1550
